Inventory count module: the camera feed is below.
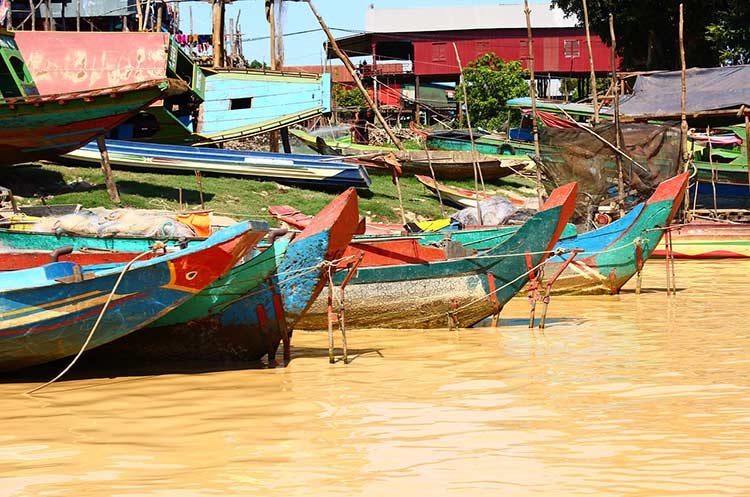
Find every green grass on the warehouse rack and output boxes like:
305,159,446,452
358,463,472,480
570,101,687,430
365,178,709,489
4,162,537,226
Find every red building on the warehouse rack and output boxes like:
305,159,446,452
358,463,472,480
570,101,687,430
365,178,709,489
329,4,618,105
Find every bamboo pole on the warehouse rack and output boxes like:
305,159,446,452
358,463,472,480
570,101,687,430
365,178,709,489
609,14,625,216
523,0,545,208
679,3,690,220
306,0,404,151
452,42,483,223
135,0,143,30
582,0,599,124
76,0,80,31
96,136,121,204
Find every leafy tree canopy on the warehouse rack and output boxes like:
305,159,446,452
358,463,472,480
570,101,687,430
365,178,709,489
551,0,749,69
333,85,367,108
455,53,529,130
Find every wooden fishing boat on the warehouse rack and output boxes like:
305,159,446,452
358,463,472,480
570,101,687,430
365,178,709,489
290,129,518,181
296,182,577,330
539,172,689,295
62,139,371,189
415,174,527,209
92,188,361,363
0,221,264,372
652,221,750,259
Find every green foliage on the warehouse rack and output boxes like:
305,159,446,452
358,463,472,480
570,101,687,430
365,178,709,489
705,4,750,65
455,53,529,131
333,85,367,108
551,0,748,70
248,60,268,70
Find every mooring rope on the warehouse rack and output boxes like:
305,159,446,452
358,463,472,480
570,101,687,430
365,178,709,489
25,249,153,395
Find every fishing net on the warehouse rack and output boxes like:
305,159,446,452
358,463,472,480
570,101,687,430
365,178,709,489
539,122,682,221
31,208,203,238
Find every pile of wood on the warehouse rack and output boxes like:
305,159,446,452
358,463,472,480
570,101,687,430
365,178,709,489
367,125,425,147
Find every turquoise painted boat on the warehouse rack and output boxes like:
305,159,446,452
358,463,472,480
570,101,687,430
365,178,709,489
296,182,577,330
92,188,361,363
0,221,263,372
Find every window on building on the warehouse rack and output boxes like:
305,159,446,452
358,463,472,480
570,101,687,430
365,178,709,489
432,43,447,62
230,97,253,110
563,40,581,59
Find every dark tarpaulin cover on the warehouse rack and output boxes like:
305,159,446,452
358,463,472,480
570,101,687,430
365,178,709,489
619,65,750,117
539,123,681,220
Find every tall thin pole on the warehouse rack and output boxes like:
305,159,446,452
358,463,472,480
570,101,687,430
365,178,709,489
582,0,598,124
679,3,690,219
523,0,545,208
212,0,225,68
29,0,35,30
306,0,404,150
609,14,625,216
453,42,483,224
269,1,280,152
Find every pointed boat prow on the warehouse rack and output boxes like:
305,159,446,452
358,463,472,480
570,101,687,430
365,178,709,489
539,182,578,253
646,172,689,223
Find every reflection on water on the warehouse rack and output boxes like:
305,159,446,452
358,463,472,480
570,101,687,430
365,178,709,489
3,260,750,496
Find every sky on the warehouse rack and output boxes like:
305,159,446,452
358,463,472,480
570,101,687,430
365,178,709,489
179,0,552,67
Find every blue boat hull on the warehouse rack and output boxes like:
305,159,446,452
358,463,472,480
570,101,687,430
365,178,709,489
62,139,371,189
0,221,262,371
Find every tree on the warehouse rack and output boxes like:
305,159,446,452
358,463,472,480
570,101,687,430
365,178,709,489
455,53,529,131
333,85,367,108
551,0,748,70
705,3,750,65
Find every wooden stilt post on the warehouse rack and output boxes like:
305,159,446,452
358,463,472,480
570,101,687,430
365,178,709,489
96,136,121,204
306,0,404,151
523,0,545,208
211,0,225,68
29,0,36,30
280,127,292,153
609,14,625,217
156,1,162,32
582,0,598,124
268,0,280,152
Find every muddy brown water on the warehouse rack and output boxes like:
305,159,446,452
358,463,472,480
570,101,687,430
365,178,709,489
3,259,750,496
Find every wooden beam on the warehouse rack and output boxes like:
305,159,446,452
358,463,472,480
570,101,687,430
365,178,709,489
306,0,404,151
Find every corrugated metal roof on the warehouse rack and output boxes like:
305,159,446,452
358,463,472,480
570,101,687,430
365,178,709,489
365,3,577,33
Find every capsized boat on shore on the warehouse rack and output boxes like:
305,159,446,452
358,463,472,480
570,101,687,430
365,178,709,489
0,221,264,372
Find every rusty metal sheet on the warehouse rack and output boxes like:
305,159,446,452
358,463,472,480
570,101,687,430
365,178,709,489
15,31,170,94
